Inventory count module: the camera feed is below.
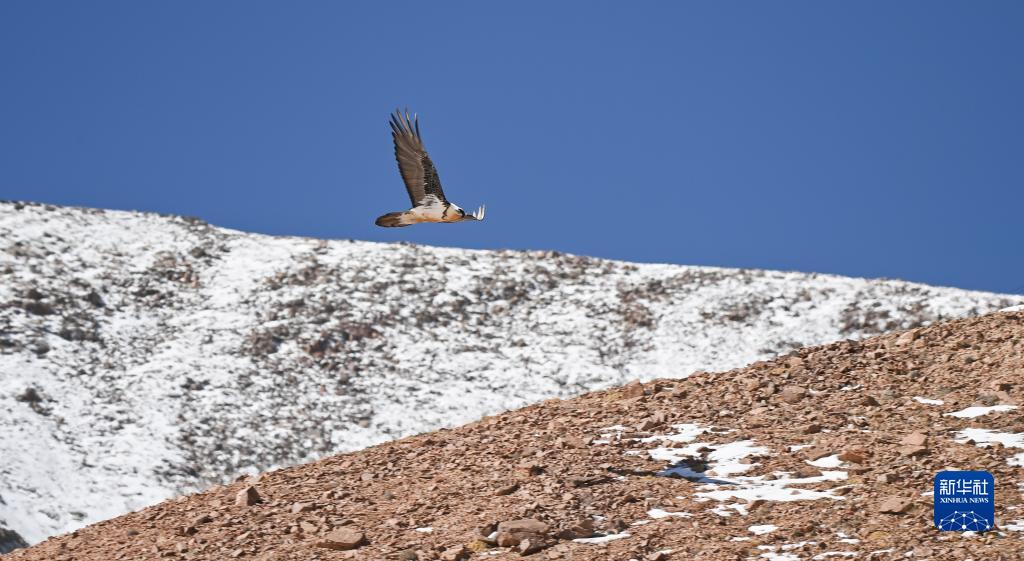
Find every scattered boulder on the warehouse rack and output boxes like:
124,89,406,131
780,386,807,404
804,448,832,461
396,549,419,561
899,445,928,457
838,449,868,464
794,466,822,478
440,544,470,560
290,501,314,513
518,536,553,555
894,330,918,346
801,423,822,434
557,518,595,540
313,528,365,551
496,519,550,547
621,381,645,399
878,497,913,514
495,483,519,496
877,473,898,484
235,486,261,507
14,387,43,403
901,432,928,446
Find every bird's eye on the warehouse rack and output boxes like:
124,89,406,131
459,209,466,216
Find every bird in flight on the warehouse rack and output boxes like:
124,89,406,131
375,109,486,227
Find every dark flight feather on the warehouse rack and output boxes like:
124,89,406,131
390,109,446,207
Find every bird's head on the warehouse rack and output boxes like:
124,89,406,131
447,204,485,222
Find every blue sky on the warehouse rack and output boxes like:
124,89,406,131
1,2,1022,294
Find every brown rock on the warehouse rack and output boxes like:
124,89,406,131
838,449,868,464
495,483,519,496
291,501,314,513
314,528,365,550
518,462,545,476
518,537,551,555
440,544,470,560
396,549,419,561
496,519,550,547
496,533,520,548
621,380,645,399
636,418,660,432
804,448,832,461
559,435,589,448
865,530,892,542
899,445,928,457
994,390,1017,404
478,522,498,539
794,466,822,478
235,486,261,506
780,386,807,404
801,423,822,434
895,331,918,346
557,518,594,539
901,432,928,446
989,380,1012,391
878,497,913,514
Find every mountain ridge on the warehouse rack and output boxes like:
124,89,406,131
1,200,1020,544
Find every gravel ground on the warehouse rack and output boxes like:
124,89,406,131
7,310,1024,561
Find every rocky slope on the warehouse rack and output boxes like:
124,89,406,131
6,310,1024,561
0,201,1021,545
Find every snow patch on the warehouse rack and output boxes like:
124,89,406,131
808,454,843,468
955,428,1024,466
945,405,1018,418
573,532,630,544
647,509,692,519
629,424,848,507
749,524,778,535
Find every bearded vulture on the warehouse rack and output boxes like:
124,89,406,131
375,110,485,227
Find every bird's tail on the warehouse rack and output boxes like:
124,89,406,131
375,211,411,227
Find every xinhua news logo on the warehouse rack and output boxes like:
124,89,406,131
933,471,994,532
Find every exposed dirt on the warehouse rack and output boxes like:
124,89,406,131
6,311,1024,561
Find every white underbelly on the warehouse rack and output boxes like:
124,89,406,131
409,202,447,222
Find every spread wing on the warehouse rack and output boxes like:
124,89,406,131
390,110,446,207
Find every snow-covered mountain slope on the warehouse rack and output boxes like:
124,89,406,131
0,200,1020,544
